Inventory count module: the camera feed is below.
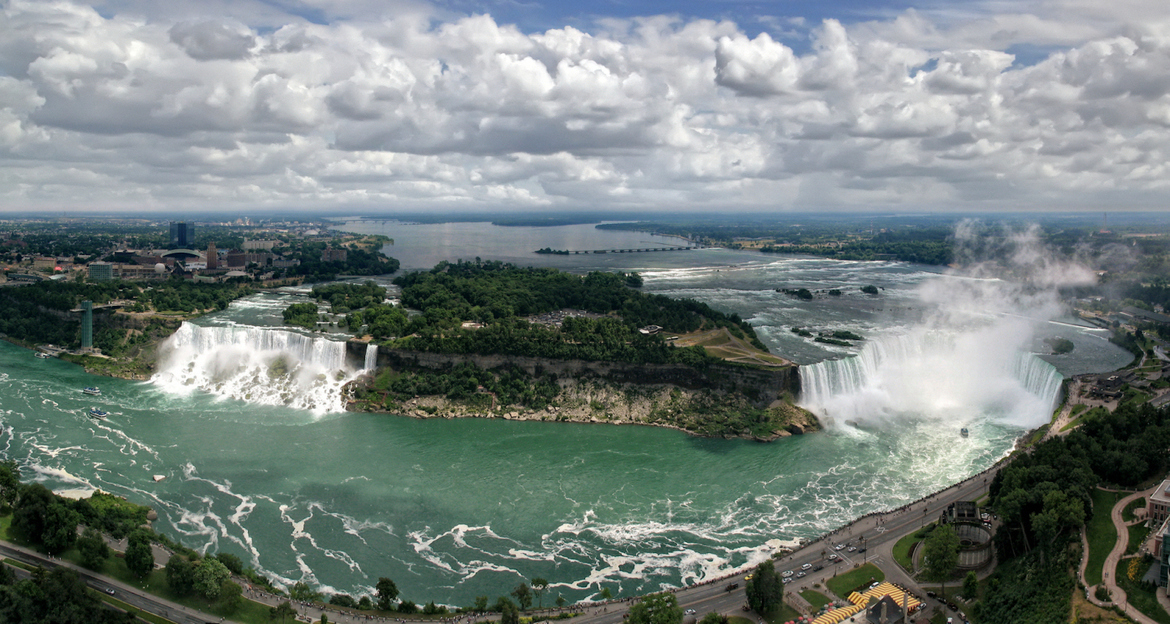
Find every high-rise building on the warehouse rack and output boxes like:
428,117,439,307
170,222,195,248
206,242,218,270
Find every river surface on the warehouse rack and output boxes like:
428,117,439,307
0,220,1132,605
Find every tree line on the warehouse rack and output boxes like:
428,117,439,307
975,400,1170,623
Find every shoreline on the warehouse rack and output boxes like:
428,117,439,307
347,372,820,442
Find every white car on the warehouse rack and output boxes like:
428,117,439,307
781,570,794,577
685,609,697,615
834,544,845,550
801,563,812,570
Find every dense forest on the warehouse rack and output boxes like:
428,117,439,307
978,401,1170,623
352,260,769,365
0,278,254,349
393,260,762,343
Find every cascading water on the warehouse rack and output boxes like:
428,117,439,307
152,322,363,414
364,344,378,371
799,329,1063,429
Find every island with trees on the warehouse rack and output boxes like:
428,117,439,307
326,260,816,440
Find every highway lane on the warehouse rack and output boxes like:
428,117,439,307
0,541,228,624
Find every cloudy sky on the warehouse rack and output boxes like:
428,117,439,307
2,0,1170,214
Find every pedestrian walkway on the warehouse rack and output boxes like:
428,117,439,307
1081,486,1164,624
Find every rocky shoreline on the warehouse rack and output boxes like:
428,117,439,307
347,374,821,441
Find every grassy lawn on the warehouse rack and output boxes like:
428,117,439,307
1086,488,1123,586
825,563,885,599
1115,557,1170,624
1128,524,1151,555
892,533,921,572
761,601,802,623
799,589,832,611
1123,497,1145,523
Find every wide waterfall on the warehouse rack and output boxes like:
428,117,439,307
152,323,371,414
799,330,1063,429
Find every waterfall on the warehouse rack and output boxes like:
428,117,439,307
364,343,378,371
799,329,1063,429
152,322,362,414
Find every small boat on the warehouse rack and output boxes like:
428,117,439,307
89,407,108,419
82,387,101,396
960,427,969,437
34,352,51,359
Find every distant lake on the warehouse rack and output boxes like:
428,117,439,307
333,219,701,272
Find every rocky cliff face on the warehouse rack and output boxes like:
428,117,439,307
346,343,816,440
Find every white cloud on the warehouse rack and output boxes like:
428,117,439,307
2,0,1170,212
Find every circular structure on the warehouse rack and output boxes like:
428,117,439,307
954,522,994,570
161,248,203,261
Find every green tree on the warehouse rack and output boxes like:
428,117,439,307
0,460,20,506
124,530,154,578
512,582,533,610
473,595,489,613
963,571,979,600
499,597,520,624
627,592,683,624
193,557,231,600
532,577,548,608
397,600,418,614
220,579,244,609
923,524,960,599
41,501,80,555
215,552,244,575
556,594,566,608
165,555,196,595
271,601,298,622
699,613,728,624
11,483,54,544
77,527,110,570
599,587,613,600
289,581,323,603
745,560,784,614
376,577,399,611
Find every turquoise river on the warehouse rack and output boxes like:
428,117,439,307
0,221,1133,606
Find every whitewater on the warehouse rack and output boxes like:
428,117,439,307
0,239,1135,605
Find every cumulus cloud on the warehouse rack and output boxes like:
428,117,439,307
1,0,1170,211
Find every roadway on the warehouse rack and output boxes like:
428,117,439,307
569,461,1000,624
0,541,226,624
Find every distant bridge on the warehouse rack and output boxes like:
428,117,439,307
539,245,701,255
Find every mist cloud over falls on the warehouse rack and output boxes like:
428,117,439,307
801,224,1086,429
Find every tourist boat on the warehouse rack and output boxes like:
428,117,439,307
82,387,101,396
960,427,969,437
88,407,108,419
34,352,51,359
